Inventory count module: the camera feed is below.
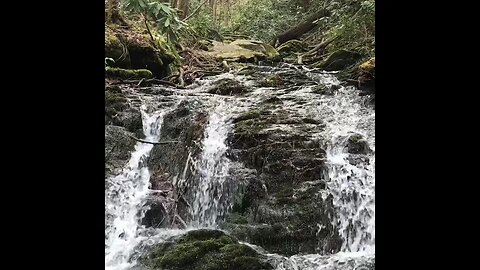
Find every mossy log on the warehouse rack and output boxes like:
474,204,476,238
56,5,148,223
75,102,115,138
271,9,330,46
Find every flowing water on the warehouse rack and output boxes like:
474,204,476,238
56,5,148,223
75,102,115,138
105,65,375,269
105,105,170,270
190,99,234,227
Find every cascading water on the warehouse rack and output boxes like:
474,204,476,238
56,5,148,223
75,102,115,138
316,76,375,253
190,99,234,227
104,67,374,270
269,70,375,269
105,105,167,270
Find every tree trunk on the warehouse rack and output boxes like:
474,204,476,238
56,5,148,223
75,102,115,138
106,0,128,26
106,0,120,23
176,0,190,19
271,9,330,47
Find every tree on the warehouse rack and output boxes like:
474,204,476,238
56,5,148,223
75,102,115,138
174,0,190,19
106,0,121,23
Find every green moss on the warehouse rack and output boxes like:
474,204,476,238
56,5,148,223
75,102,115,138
235,119,267,135
232,256,272,270
105,67,153,79
226,213,249,224
208,78,249,95
105,91,128,106
182,229,231,242
219,244,257,257
262,43,280,59
276,40,309,55
142,229,272,270
159,239,224,268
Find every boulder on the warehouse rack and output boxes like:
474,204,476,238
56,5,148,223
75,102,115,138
140,229,273,270
315,50,362,71
205,39,279,62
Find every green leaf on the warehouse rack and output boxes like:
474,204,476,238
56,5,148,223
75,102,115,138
164,18,170,28
161,4,171,14
139,0,146,8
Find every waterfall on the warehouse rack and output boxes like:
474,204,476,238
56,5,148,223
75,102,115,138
190,99,234,227
270,72,375,269
318,81,375,253
104,106,167,270
104,67,375,270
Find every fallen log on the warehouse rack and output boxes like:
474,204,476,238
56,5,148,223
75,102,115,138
304,35,339,57
272,9,330,46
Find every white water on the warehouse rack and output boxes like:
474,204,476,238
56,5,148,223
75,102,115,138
269,71,375,269
190,99,234,227
104,106,167,270
317,78,375,253
104,68,375,270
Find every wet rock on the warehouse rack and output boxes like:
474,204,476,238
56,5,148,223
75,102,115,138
115,108,143,132
232,111,261,123
262,96,282,104
105,85,143,133
315,50,362,71
140,229,273,270
105,67,153,79
142,200,166,228
258,74,285,87
148,100,208,220
302,118,322,125
223,103,343,255
346,134,372,155
105,125,136,178
224,184,342,255
357,58,375,93
208,78,250,95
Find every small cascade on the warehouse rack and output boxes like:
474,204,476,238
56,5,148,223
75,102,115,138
104,105,167,270
104,67,375,270
190,99,236,227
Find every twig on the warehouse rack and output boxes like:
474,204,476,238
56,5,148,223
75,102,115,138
173,214,187,229
128,135,179,145
143,13,157,49
183,0,209,22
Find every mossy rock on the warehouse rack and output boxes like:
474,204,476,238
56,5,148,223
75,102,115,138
230,40,265,52
105,23,178,78
315,50,362,71
105,27,131,68
258,74,284,87
225,213,249,224
206,40,277,62
346,133,372,155
355,57,375,93
208,78,250,95
141,229,272,270
105,91,128,106
230,40,279,60
105,67,153,79
359,57,375,74
276,40,309,55
262,43,280,59
232,111,261,124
